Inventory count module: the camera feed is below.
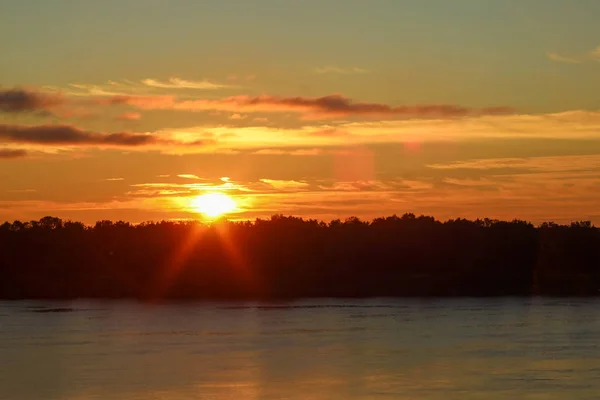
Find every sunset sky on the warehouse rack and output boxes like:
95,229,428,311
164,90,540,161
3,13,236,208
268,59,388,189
2,0,600,224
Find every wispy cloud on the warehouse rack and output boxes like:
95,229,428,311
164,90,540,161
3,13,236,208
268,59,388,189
115,112,142,121
547,45,600,64
104,177,125,181
227,74,257,82
11,86,511,122
307,128,351,137
6,188,37,193
251,148,323,156
161,109,600,155
259,179,310,190
0,88,65,113
0,124,159,147
141,77,234,90
313,66,368,74
49,76,236,98
0,123,216,152
118,93,513,119
0,148,27,159
427,154,600,173
177,174,203,180
546,52,581,64
67,83,125,97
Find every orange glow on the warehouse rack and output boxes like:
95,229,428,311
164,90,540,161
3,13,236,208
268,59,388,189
191,193,237,218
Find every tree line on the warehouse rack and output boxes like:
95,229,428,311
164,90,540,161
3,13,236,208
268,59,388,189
1,214,599,299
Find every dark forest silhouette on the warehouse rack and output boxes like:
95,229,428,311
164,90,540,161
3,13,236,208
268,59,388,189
1,214,599,299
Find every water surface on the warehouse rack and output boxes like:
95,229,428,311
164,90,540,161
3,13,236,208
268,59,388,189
1,298,599,399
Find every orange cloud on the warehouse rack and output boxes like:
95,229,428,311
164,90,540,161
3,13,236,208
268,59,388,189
177,174,202,180
141,77,233,90
0,148,27,159
114,93,514,119
0,124,160,147
308,128,351,137
4,88,514,122
0,88,65,113
115,112,142,121
259,179,310,190
0,124,217,152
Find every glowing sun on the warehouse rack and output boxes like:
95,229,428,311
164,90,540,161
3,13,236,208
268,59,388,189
191,193,237,218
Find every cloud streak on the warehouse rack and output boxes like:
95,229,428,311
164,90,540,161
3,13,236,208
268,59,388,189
141,77,234,90
0,148,27,159
0,124,160,147
4,87,513,122
115,112,142,121
118,93,514,119
0,88,65,113
546,45,600,64
313,66,368,74
546,52,581,64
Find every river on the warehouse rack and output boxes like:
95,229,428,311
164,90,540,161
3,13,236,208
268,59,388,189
1,298,599,399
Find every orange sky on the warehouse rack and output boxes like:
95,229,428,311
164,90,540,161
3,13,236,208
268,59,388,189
1,1,600,224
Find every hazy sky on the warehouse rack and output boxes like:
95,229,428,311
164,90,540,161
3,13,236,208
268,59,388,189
1,0,600,223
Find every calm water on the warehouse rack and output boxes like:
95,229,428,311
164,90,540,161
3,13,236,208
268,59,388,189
1,298,600,400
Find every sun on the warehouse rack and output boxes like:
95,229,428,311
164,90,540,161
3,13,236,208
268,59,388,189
191,193,237,218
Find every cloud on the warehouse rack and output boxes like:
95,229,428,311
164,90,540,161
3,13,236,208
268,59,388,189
115,112,142,121
546,45,600,64
290,148,322,156
104,178,125,181
227,74,256,82
177,174,202,180
9,86,511,122
313,66,368,74
260,179,310,190
119,93,512,119
229,113,247,120
0,124,218,153
6,188,37,194
141,77,233,90
546,52,581,64
129,178,248,196
48,77,235,98
0,124,161,147
0,88,65,113
308,128,351,137
159,109,600,156
251,148,322,156
68,83,124,96
427,154,600,173
0,148,27,159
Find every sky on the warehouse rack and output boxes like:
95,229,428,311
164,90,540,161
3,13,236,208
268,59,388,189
1,0,600,224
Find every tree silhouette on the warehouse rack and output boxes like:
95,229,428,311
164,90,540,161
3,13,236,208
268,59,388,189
0,214,598,299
